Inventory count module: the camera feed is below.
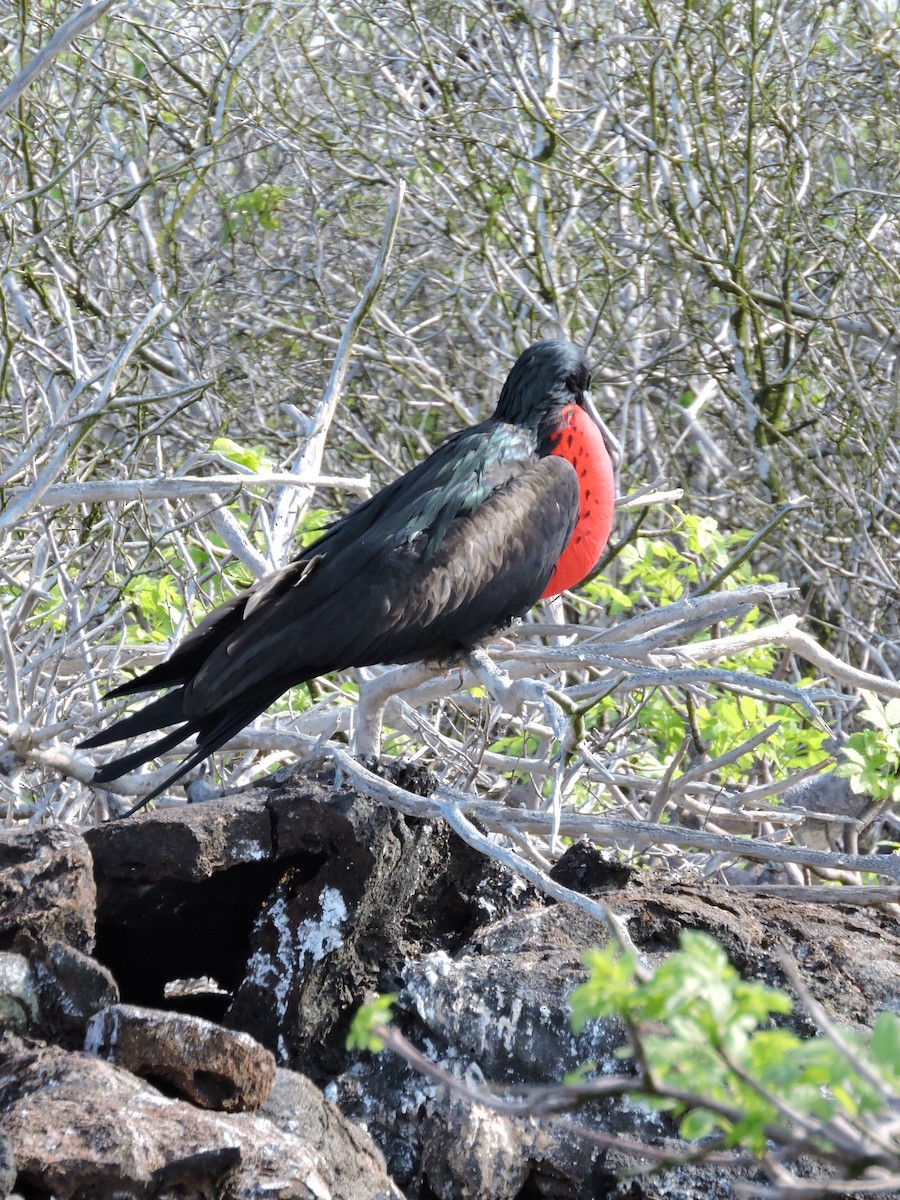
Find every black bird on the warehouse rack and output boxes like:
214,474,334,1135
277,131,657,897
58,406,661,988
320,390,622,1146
80,341,616,800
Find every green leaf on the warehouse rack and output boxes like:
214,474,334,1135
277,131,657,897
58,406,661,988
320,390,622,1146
570,945,639,1032
210,436,270,473
871,1010,900,1079
346,993,397,1053
679,1108,721,1140
563,1060,598,1084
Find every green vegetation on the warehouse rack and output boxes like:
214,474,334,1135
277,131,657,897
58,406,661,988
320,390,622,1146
837,693,900,806
347,993,398,1054
350,930,900,1180
572,931,900,1153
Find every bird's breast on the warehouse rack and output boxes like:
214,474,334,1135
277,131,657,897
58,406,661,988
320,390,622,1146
540,404,615,597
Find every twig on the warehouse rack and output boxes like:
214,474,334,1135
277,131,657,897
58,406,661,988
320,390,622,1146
696,500,810,596
269,181,407,563
436,793,648,972
354,661,442,758
374,1025,752,1168
0,302,166,534
0,0,118,121
20,472,372,508
615,486,685,510
733,1178,900,1199
537,583,794,646
205,495,270,578
774,947,898,1107
459,804,900,883
727,885,900,906
784,626,900,700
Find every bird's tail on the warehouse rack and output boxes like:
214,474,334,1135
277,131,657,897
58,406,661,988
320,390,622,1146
79,688,187,750
130,697,278,804
90,723,197,785
79,684,286,805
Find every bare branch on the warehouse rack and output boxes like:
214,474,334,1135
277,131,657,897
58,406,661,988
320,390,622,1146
0,0,119,121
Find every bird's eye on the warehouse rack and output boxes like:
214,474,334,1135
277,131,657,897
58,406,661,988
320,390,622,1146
568,371,592,399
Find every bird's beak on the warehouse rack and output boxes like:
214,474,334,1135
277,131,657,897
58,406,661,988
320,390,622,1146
584,391,622,467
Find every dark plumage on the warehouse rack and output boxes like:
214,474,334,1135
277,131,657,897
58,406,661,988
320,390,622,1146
80,341,615,801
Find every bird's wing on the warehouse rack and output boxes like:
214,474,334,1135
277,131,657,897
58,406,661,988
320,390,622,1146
295,420,536,559
104,421,534,700
181,454,580,719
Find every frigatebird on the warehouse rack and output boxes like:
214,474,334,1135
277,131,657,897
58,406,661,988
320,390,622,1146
80,341,615,800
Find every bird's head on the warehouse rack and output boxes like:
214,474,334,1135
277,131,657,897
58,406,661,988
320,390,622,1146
492,341,593,453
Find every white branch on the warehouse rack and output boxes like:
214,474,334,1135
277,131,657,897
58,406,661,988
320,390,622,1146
269,181,406,564
0,0,119,121
15,472,372,509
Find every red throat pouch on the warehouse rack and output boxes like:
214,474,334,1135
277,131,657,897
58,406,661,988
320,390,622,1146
541,404,615,598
